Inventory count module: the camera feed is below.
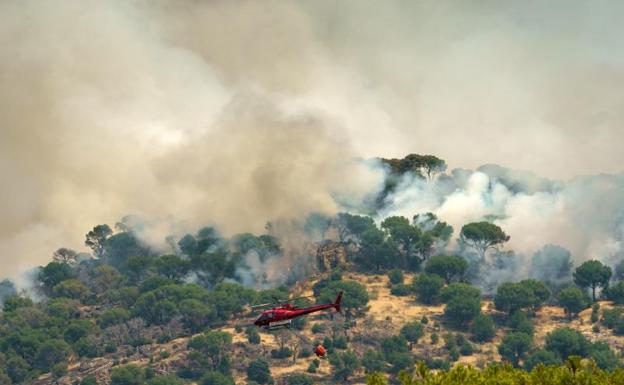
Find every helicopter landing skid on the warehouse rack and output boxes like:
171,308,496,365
265,319,292,330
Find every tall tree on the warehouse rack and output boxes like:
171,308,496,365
557,287,589,319
85,224,112,258
460,222,510,262
52,248,78,265
498,332,533,368
424,255,468,284
573,260,612,301
494,282,533,315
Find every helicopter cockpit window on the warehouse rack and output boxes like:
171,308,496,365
267,312,274,319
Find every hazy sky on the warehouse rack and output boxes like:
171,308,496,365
1,0,623,280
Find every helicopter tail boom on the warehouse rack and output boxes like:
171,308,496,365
334,291,343,313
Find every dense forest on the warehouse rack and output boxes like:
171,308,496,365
2,154,624,385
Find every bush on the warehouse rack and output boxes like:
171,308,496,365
388,269,404,285
498,332,533,367
431,333,439,344
449,348,460,361
247,359,273,385
557,287,589,319
81,375,97,385
591,303,600,323
443,333,456,350
421,315,429,324
613,317,624,335
444,294,481,327
602,307,621,329
412,274,444,304
311,323,325,334
333,336,348,349
544,328,590,360
400,321,424,349
390,284,411,296
200,372,234,385
362,350,384,373
270,348,293,359
524,349,561,370
470,314,496,342
148,376,183,385
494,282,533,315
459,341,474,356
245,326,261,345
607,281,624,304
110,365,145,385
589,342,620,370
506,311,534,336
425,358,450,371
286,374,313,385
440,283,481,303
424,255,468,284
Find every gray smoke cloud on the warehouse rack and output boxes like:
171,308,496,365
2,0,624,282
380,167,624,273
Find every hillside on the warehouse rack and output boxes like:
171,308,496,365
23,272,624,385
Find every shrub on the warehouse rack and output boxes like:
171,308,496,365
388,269,404,285
270,348,293,359
390,284,412,296
444,294,481,327
602,308,621,329
557,287,589,319
498,332,533,367
286,374,314,385
470,314,496,342
459,341,474,356
449,348,460,362
544,328,590,360
507,311,534,336
247,359,273,385
412,274,444,304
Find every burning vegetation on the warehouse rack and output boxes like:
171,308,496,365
2,153,624,385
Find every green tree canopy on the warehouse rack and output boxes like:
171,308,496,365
247,358,273,385
110,365,145,385
330,350,361,382
557,287,589,319
412,274,444,305
85,224,113,258
573,260,612,301
460,222,510,261
317,280,369,318
400,321,424,349
424,255,468,284
440,283,481,303
498,332,533,367
469,314,496,342
544,328,590,360
494,282,533,315
444,294,481,328
200,371,234,385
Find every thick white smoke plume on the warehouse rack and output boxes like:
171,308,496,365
380,166,624,269
2,0,624,284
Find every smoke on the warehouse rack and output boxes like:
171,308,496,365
380,167,624,275
2,0,624,282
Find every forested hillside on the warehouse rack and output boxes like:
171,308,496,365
2,154,624,385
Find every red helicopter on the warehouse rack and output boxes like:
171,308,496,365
253,291,343,330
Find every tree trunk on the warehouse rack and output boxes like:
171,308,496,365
592,285,596,302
